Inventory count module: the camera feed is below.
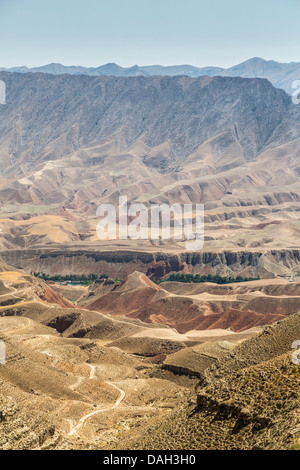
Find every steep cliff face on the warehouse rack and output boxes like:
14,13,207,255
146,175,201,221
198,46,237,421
148,250,300,278
2,248,299,280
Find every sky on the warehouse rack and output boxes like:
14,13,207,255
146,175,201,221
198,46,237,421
0,0,299,68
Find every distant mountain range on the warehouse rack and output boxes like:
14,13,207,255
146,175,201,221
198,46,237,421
1,58,299,94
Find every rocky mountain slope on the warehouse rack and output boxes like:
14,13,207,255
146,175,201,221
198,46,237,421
0,72,295,179
0,72,299,263
121,311,300,450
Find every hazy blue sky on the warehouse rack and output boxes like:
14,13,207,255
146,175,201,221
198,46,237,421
1,0,299,68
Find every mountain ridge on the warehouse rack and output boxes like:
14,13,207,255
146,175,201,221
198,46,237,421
1,57,299,94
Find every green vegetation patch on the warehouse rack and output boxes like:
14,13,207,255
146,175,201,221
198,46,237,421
33,272,108,285
162,273,260,285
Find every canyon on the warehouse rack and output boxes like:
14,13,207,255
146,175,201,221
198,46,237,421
0,71,299,450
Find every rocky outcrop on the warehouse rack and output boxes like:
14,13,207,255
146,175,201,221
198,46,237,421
162,363,203,378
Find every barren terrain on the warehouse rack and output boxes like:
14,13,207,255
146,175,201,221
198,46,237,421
0,72,299,450
0,73,299,280
0,264,299,449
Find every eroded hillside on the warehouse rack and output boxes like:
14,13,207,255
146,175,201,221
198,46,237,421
120,312,300,450
0,263,299,449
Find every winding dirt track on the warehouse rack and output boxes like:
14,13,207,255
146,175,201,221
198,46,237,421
0,277,127,440
35,346,126,438
68,364,126,437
